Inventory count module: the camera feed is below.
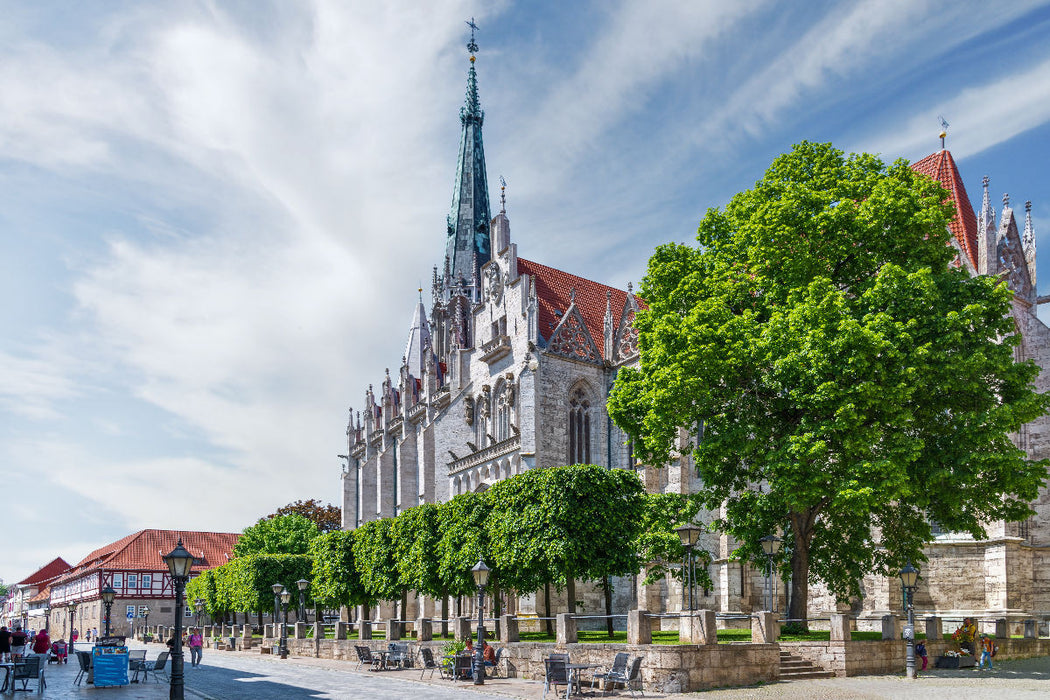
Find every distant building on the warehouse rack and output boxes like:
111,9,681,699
48,529,239,639
4,557,70,631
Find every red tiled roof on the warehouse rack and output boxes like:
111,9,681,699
16,557,70,586
58,529,239,582
911,149,979,269
28,587,50,603
517,258,643,357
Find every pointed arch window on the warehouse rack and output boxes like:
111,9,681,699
569,387,591,464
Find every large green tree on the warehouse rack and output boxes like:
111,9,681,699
269,499,343,534
234,513,320,557
352,518,402,618
311,530,369,610
609,142,1050,627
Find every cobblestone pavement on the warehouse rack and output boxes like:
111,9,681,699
13,642,1050,699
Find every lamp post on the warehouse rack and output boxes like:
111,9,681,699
675,525,702,612
279,590,291,659
163,539,195,700
68,603,77,654
100,585,116,637
44,605,51,634
471,559,490,686
760,535,782,612
143,606,150,639
194,598,205,629
900,562,919,680
296,579,310,624
271,584,284,651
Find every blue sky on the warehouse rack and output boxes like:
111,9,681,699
3,0,1050,584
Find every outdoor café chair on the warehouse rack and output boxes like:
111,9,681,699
354,645,382,671
73,651,92,686
418,647,445,680
591,651,629,693
144,651,170,683
488,646,505,678
128,649,147,682
623,656,644,697
542,657,569,699
452,653,472,681
12,655,46,692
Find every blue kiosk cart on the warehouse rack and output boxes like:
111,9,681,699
92,636,130,687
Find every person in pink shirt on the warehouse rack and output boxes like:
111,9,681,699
188,628,204,667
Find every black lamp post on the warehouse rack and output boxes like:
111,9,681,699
900,562,919,680
194,598,205,629
471,559,490,686
675,525,702,612
44,605,51,634
100,585,116,637
143,606,150,639
760,535,782,612
68,603,77,654
163,539,195,700
271,584,284,650
296,579,310,624
279,590,291,659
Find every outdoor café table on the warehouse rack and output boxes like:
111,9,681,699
372,650,393,670
566,663,601,696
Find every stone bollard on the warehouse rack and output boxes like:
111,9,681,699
385,619,400,641
881,614,899,640
204,626,212,638
628,610,652,645
1024,619,1038,639
454,616,471,641
925,616,942,641
556,613,578,644
680,614,700,644
752,612,777,644
994,619,1008,639
263,624,272,639
335,621,348,640
697,609,717,645
360,619,372,640
242,624,252,649
500,615,519,643
313,622,323,641
830,613,850,642
416,618,432,642
295,622,306,640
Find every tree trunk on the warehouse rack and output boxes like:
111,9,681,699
543,583,553,637
603,576,614,637
566,576,576,616
257,610,263,631
787,512,813,631
400,591,408,623
441,591,449,638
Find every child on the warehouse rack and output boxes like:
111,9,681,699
977,634,995,671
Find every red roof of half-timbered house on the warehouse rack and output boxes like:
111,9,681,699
910,149,979,270
16,557,70,586
517,258,644,357
54,529,239,583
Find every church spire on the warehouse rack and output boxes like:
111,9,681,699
444,18,492,302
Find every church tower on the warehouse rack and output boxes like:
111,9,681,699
441,21,491,303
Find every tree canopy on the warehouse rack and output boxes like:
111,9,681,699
269,499,342,534
311,530,369,609
234,513,320,557
609,141,1050,626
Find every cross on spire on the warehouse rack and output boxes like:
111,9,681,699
466,17,479,56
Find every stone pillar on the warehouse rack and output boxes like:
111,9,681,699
881,614,899,640
752,612,777,644
335,621,348,640
627,610,651,645
313,622,323,641
1024,619,1038,639
294,622,306,639
500,615,519,643
417,618,432,642
556,613,577,645
994,618,1008,639
360,620,372,640
263,624,272,639
454,616,471,641
204,626,212,638
697,610,717,645
680,614,700,644
925,616,942,641
387,619,402,641
830,614,850,642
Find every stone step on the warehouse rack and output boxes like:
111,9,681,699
777,652,834,681
780,670,836,680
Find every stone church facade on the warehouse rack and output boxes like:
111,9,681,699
341,38,1050,628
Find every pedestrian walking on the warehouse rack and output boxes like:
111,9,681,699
0,626,10,662
977,634,996,671
10,626,27,660
188,628,204,667
916,640,928,671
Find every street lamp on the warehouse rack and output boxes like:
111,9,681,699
296,579,310,624
194,598,205,629
68,603,77,654
100,585,116,637
279,590,291,659
163,539,195,700
44,605,51,634
471,559,490,686
675,525,702,612
900,562,919,680
760,535,782,612
143,606,150,639
271,584,284,647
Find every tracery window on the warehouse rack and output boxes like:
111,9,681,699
568,386,591,464
496,382,510,442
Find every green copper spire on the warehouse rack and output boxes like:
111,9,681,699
444,19,491,298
